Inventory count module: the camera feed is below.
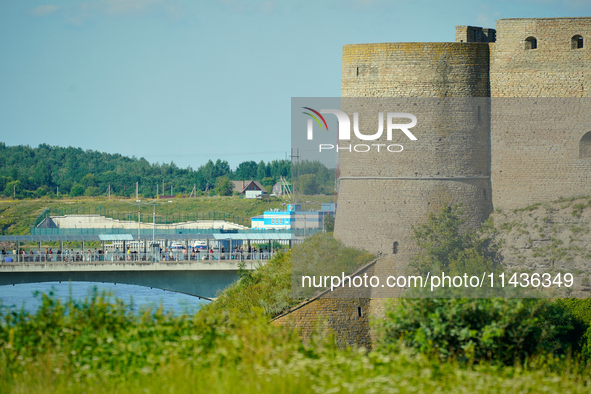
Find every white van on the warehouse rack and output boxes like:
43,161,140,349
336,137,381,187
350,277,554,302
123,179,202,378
192,240,208,250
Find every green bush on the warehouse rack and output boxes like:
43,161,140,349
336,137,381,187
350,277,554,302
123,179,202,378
377,298,576,365
70,184,84,197
291,232,375,298
208,250,296,317
555,298,591,360
34,187,46,198
84,186,100,196
410,204,500,277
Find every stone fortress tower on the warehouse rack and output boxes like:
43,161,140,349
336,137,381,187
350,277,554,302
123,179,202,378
334,18,591,294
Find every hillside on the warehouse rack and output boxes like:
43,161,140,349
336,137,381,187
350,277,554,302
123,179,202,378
485,195,591,297
0,143,335,198
0,195,334,235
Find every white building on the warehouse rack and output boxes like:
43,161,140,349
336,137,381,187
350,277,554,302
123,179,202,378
251,203,335,231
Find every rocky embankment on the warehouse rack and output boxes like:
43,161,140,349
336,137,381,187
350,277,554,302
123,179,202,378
487,196,591,297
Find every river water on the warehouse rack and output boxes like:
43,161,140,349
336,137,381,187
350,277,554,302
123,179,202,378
0,282,210,315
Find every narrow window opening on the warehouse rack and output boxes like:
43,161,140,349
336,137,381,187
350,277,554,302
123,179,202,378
525,36,537,50
572,35,584,49
580,131,591,158
356,67,359,76
393,241,398,254
358,307,362,317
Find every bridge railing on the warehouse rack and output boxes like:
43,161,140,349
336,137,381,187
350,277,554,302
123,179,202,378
1,251,276,264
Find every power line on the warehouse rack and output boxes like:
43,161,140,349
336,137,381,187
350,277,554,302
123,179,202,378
141,151,287,158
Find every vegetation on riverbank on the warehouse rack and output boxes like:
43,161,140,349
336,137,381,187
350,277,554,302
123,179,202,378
2,285,591,393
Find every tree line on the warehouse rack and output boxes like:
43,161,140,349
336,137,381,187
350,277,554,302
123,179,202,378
0,143,334,198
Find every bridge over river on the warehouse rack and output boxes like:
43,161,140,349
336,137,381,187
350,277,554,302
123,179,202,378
0,232,290,299
0,259,266,300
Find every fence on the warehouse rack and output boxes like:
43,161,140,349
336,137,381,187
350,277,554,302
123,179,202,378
30,226,322,237
32,208,50,228
2,250,276,264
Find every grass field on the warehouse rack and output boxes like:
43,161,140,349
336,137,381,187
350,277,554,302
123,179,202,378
0,195,335,235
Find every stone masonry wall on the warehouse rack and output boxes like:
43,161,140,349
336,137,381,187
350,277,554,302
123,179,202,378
341,43,491,98
490,18,591,98
336,43,492,292
271,298,373,349
273,261,380,348
455,26,496,43
490,18,591,210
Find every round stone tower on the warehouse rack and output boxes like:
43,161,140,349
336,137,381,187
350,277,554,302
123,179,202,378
334,43,493,295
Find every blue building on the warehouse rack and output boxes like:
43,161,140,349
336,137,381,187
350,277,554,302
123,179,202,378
251,203,336,231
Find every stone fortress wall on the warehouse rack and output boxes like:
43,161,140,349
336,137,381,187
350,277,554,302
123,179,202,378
490,18,591,210
334,18,591,283
276,17,591,347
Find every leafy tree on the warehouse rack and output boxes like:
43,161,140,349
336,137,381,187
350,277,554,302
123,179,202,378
323,214,335,232
84,186,100,197
33,163,52,187
235,161,258,180
3,180,21,198
261,177,275,190
70,184,84,197
60,180,72,193
214,177,233,196
0,176,12,192
256,160,267,180
35,187,47,198
410,204,499,276
80,173,96,188
296,174,319,195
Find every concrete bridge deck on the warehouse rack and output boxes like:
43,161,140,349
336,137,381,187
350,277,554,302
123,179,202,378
0,259,267,299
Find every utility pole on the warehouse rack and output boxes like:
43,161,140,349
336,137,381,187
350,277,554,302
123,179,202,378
136,182,139,200
289,148,300,204
121,199,160,257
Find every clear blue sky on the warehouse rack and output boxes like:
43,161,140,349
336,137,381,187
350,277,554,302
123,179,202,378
1,0,589,170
